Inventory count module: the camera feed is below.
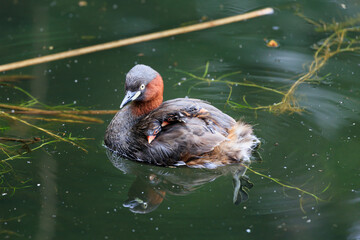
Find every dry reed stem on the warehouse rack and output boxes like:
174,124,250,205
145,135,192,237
0,8,274,72
18,116,89,124
0,103,118,123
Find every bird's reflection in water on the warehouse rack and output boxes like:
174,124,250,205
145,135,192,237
107,150,255,214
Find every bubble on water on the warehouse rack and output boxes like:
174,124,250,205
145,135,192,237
246,229,251,233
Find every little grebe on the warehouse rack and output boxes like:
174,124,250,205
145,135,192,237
104,64,259,168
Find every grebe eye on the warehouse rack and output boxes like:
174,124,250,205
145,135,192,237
140,84,145,90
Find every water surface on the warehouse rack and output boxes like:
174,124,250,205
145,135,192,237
1,0,359,239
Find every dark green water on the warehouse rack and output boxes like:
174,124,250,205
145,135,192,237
1,0,360,239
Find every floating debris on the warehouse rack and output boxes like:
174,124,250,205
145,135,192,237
266,39,280,48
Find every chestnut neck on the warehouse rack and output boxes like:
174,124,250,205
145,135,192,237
131,74,164,117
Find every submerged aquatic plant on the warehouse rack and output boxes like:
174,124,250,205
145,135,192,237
0,78,116,197
177,15,360,114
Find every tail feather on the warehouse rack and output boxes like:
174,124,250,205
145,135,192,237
186,121,260,168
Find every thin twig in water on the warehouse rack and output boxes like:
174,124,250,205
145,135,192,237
0,111,88,153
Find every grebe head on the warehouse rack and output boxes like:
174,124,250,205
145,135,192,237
120,64,163,109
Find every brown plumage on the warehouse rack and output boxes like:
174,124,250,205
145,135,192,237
104,64,259,168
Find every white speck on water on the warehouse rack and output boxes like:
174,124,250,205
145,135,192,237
177,82,181,86
155,227,159,231
283,166,287,169
181,77,187,81
239,44,242,48
272,26,280,30
52,215,56,218
306,219,311,223
2,193,7,196
309,128,313,132
167,207,171,210
113,4,118,9
6,97,9,101
73,100,77,104
149,217,153,221
74,79,78,83
246,228,251,233
37,184,41,187
152,48,156,52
